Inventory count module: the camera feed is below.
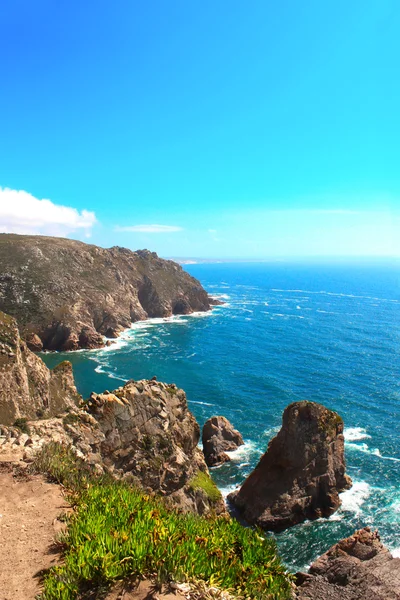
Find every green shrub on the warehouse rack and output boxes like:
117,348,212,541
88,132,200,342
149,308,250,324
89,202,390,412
36,444,292,599
188,471,222,503
62,412,81,427
13,417,30,434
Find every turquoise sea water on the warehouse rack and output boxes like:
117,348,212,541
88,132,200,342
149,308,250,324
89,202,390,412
42,262,400,571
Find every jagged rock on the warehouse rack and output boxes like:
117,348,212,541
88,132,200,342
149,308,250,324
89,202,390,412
0,234,214,350
228,401,352,531
0,311,81,425
295,527,400,599
12,379,225,516
82,381,225,515
25,333,43,352
202,416,244,466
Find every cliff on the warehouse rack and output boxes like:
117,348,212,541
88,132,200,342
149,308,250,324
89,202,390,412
228,401,352,531
0,234,215,351
0,311,80,425
1,378,225,516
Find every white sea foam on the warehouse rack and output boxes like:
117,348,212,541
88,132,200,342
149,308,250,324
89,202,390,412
391,500,400,513
392,548,400,558
190,400,214,406
106,373,128,382
345,441,379,455
263,425,280,438
344,427,371,441
270,289,399,303
219,484,238,499
340,481,371,515
210,293,230,300
345,441,400,462
225,440,260,463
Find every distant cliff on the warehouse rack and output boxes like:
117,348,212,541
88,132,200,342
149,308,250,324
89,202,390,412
0,234,216,351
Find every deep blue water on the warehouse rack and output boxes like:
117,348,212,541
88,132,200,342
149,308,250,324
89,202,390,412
42,262,400,570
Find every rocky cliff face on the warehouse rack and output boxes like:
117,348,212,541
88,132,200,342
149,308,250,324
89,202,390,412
1,378,225,516
0,311,80,425
202,416,244,467
228,401,352,531
0,234,216,351
296,527,400,599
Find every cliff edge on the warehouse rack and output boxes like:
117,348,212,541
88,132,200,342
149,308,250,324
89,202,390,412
0,310,80,425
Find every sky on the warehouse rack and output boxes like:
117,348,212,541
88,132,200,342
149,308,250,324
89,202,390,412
0,0,399,259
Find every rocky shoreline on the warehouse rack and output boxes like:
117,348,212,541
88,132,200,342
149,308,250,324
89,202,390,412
0,259,398,598
0,234,221,352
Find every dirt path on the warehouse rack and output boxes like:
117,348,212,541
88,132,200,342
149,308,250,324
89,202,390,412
0,462,68,600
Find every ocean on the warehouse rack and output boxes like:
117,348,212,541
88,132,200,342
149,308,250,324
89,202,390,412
42,261,400,571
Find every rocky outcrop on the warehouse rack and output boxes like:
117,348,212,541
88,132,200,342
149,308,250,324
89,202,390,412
1,378,225,516
202,416,244,467
228,401,352,531
296,527,400,599
0,234,218,351
0,311,80,425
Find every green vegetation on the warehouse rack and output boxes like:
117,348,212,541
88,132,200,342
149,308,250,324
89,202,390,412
188,470,222,503
62,412,82,427
36,443,292,600
13,417,30,434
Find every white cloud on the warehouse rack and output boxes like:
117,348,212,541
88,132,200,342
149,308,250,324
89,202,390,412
115,224,183,233
0,187,97,237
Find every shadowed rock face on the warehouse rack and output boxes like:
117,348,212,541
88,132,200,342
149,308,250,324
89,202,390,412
0,311,80,425
228,401,352,531
295,527,400,599
202,416,244,467
0,234,217,351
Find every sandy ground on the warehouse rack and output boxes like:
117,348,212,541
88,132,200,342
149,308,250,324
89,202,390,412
0,461,68,600
0,461,191,600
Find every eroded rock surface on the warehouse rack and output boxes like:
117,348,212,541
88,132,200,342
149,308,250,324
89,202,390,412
0,234,218,351
1,379,225,516
228,401,352,531
0,311,80,425
295,527,400,599
202,416,244,467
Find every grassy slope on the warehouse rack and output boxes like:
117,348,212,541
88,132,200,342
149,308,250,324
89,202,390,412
35,444,292,600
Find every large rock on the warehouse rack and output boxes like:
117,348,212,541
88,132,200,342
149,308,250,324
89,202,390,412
0,234,217,351
202,416,244,466
295,527,400,599
20,379,225,516
228,401,352,531
0,311,80,425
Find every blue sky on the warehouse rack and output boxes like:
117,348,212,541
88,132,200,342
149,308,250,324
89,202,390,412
0,0,399,258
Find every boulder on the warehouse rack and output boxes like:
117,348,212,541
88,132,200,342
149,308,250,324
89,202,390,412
202,415,244,466
295,527,400,599
228,401,352,531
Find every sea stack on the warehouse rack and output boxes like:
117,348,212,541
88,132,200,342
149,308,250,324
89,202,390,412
202,415,244,467
228,401,352,531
